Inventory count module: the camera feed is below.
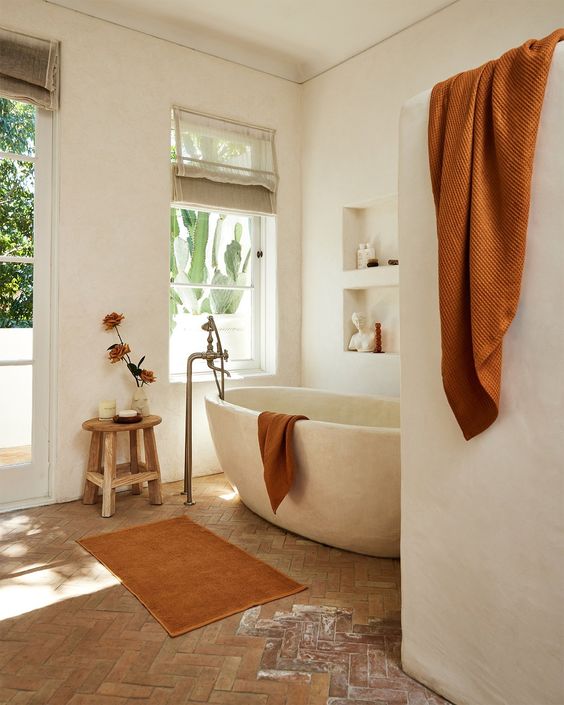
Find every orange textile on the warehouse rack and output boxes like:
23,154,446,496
428,29,564,440
258,411,308,513
78,517,306,637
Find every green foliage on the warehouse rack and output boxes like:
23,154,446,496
0,263,33,328
0,98,34,155
169,208,251,321
0,97,35,328
209,221,250,315
211,214,225,269
187,210,209,299
171,208,208,317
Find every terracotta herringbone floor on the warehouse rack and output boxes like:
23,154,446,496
0,474,450,705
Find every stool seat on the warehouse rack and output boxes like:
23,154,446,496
82,415,163,517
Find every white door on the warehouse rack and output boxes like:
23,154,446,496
0,98,53,508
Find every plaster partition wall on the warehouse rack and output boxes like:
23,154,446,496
397,47,564,705
301,0,564,396
1,0,302,503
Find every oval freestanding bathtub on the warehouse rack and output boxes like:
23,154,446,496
205,386,400,557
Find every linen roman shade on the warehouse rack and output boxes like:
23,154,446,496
0,27,59,110
172,107,278,215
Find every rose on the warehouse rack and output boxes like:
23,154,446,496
108,343,131,363
102,312,124,330
102,312,157,386
140,369,156,384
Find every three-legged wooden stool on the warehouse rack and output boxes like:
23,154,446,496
82,415,163,517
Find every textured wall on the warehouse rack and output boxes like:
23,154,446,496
301,0,564,397
398,46,564,705
1,0,302,501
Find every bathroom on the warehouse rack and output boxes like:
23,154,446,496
1,1,563,703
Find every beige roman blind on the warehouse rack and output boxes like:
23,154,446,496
0,27,59,110
172,107,278,215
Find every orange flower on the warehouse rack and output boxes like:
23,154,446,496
140,369,156,384
102,312,124,330
108,343,130,363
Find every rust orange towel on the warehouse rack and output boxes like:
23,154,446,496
258,411,308,513
428,29,564,440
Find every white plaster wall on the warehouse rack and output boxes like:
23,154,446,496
398,46,564,705
1,0,302,502
301,0,564,397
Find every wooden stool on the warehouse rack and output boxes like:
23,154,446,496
82,415,163,518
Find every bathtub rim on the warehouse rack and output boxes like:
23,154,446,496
208,385,401,434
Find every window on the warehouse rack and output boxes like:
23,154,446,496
169,108,277,379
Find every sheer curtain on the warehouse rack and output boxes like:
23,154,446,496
172,107,278,214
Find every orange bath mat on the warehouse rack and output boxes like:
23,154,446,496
78,516,306,637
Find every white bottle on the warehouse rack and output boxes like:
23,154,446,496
357,243,367,269
365,242,375,263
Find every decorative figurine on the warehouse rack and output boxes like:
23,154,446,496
348,312,376,352
374,322,383,353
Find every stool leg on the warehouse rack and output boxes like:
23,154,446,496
102,432,117,518
83,432,102,505
143,427,162,505
129,429,142,495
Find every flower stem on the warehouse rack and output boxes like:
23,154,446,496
114,323,141,387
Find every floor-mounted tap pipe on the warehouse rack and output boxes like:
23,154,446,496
182,316,230,506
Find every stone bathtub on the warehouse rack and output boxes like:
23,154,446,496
205,386,400,557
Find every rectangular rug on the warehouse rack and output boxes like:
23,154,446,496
78,516,306,637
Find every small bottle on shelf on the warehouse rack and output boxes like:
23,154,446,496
365,242,376,262
357,243,367,269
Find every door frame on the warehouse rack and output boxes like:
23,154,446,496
0,105,57,511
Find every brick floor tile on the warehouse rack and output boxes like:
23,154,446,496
0,475,449,705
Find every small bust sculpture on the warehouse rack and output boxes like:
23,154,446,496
348,312,375,353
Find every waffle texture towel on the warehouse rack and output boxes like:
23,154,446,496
258,411,308,513
428,29,564,440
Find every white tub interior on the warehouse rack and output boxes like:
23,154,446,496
224,386,400,428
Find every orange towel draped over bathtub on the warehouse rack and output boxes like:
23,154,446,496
258,412,308,514
428,28,564,440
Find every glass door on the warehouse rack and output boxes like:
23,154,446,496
0,97,52,507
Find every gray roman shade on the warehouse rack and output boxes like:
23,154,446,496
172,107,278,215
0,27,59,110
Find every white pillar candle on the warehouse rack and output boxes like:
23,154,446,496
98,399,116,421
118,409,138,418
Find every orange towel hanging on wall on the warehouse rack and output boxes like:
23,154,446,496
428,29,564,440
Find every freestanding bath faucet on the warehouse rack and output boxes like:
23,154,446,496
182,315,230,506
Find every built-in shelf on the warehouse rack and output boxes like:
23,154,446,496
341,195,400,355
342,194,398,270
343,287,400,353
342,265,399,290
344,351,400,357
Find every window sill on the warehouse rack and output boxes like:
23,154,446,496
169,369,274,385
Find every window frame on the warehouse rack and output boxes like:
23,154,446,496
168,203,274,382
0,101,54,507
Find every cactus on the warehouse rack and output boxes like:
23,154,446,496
170,209,209,316
170,209,250,319
210,221,250,314
211,214,225,269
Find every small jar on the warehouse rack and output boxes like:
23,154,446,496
98,399,116,421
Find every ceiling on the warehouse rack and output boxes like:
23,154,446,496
45,0,459,83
